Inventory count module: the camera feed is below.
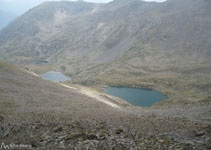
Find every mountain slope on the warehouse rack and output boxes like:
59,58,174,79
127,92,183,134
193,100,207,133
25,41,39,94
0,0,211,81
0,61,211,149
0,1,211,148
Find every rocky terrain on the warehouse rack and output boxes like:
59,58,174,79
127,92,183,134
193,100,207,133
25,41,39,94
0,0,211,149
0,0,211,106
0,0,211,71
0,62,211,149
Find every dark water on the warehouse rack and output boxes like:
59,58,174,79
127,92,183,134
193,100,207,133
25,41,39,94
32,60,48,64
40,71,71,82
104,87,168,107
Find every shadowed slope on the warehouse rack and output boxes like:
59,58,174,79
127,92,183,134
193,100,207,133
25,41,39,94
0,0,210,75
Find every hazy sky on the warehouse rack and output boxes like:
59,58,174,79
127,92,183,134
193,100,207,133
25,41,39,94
0,0,167,15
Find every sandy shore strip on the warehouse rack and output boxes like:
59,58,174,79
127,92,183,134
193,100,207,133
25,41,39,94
24,68,120,109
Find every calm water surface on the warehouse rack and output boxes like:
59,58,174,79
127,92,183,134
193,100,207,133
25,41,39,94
40,71,71,82
104,87,168,107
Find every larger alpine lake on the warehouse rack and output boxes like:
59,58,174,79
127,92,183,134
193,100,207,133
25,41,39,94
104,87,168,107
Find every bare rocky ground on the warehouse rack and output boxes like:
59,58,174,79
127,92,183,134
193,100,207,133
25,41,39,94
0,62,211,150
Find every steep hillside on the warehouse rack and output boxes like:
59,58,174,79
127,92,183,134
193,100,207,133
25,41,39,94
0,1,211,148
0,0,210,71
0,61,211,149
0,0,211,105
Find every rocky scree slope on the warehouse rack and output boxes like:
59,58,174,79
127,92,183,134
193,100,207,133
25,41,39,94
0,61,211,149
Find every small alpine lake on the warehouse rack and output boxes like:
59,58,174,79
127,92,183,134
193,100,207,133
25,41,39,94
104,87,168,107
40,71,71,82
